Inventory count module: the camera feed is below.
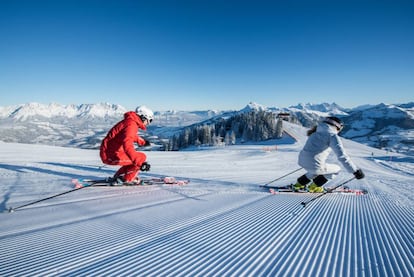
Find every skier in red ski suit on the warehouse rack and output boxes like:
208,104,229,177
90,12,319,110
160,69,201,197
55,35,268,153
100,106,154,182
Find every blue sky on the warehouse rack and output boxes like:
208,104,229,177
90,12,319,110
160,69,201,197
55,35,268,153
1,0,413,111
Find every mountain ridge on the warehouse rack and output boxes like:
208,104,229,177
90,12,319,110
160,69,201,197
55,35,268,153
0,101,412,155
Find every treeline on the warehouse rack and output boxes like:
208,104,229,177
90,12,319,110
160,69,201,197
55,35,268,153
167,111,285,150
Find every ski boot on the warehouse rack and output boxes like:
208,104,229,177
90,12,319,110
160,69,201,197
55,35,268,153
293,174,311,192
292,182,306,192
307,183,325,193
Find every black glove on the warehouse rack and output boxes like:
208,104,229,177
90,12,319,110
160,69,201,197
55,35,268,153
140,162,151,172
144,140,151,147
354,169,365,179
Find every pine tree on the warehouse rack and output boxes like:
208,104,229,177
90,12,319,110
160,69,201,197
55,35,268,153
168,110,287,150
276,118,283,138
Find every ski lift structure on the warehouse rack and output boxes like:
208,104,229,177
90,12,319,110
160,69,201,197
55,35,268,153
275,112,290,138
276,112,290,120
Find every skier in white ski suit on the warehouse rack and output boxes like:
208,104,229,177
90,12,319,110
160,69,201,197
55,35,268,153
294,116,365,192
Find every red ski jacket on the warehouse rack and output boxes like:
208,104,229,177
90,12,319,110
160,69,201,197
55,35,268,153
100,111,147,166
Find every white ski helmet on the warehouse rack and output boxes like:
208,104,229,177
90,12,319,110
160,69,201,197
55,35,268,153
324,116,344,131
135,105,154,123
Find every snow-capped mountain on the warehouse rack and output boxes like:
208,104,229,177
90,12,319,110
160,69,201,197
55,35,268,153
0,103,128,149
341,103,414,155
289,102,348,116
0,102,412,155
270,101,413,155
153,109,222,127
239,101,271,112
0,103,224,149
1,102,127,120
0,103,222,128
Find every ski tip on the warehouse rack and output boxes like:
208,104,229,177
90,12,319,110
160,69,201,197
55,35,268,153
161,177,190,185
269,188,278,194
73,180,85,189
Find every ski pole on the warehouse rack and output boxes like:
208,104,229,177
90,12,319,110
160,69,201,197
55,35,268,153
7,182,96,213
301,176,356,207
262,167,302,187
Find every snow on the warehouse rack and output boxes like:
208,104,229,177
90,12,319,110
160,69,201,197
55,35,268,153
240,102,268,112
289,102,348,116
0,102,127,121
0,124,413,276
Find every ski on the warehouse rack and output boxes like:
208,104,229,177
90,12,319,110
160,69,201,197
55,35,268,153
72,176,189,188
261,184,298,193
301,177,358,207
268,186,307,194
7,177,189,213
328,186,368,195
263,184,367,195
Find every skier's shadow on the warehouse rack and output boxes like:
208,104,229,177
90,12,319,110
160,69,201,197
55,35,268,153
0,163,78,178
0,190,12,212
0,162,114,212
41,162,115,174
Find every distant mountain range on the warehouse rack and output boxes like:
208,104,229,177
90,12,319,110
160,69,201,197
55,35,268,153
0,102,413,155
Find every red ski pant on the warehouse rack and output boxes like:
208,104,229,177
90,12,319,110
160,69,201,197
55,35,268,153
101,152,147,182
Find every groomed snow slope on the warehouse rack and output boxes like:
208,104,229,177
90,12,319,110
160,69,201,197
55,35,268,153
0,129,413,276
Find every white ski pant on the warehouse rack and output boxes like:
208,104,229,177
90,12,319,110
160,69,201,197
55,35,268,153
304,163,341,180
298,150,341,180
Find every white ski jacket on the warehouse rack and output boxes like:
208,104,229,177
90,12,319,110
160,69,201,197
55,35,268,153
298,122,358,176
